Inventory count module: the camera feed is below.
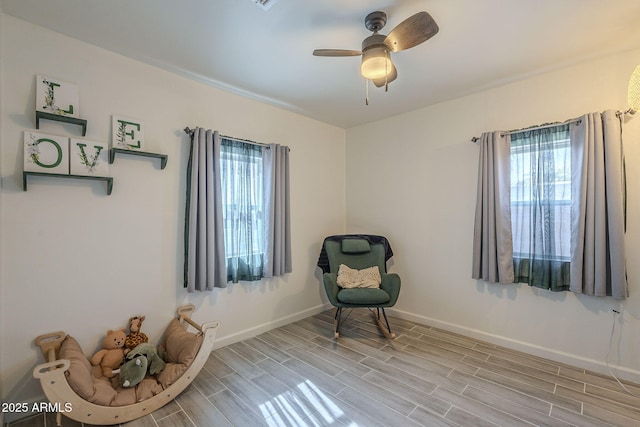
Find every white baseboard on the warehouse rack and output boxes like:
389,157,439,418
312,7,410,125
212,303,332,350
387,307,640,384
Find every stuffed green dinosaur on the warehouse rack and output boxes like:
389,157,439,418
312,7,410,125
116,342,166,388
115,356,147,388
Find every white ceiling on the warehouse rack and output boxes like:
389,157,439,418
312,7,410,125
2,0,640,128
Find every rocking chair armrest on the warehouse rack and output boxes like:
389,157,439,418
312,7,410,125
381,273,401,306
323,273,340,306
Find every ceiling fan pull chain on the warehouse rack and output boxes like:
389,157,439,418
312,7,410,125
385,50,389,92
365,78,369,105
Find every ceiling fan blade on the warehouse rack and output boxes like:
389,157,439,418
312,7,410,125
384,11,439,52
372,64,397,88
313,49,362,57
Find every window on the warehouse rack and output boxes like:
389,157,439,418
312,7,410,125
184,128,291,291
219,138,265,282
510,125,571,290
473,113,626,297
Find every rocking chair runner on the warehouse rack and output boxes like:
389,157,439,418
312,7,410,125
317,235,401,339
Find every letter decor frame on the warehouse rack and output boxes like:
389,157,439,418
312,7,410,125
24,131,69,174
112,115,145,151
70,138,109,176
23,131,113,195
36,75,79,118
35,75,87,136
109,115,168,169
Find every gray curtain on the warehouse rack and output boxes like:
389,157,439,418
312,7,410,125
472,131,514,283
263,144,292,277
184,128,227,291
570,111,627,298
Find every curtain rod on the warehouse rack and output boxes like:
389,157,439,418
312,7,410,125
221,135,270,148
470,110,633,143
470,118,581,143
183,127,270,148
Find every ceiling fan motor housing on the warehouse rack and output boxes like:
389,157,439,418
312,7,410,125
362,34,388,52
364,11,387,32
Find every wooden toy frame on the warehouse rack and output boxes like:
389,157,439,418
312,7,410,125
33,305,219,426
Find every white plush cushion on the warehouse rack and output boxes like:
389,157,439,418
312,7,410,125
336,264,381,289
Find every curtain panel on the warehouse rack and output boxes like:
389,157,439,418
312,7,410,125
510,125,571,291
220,139,265,283
472,131,514,283
263,144,292,277
570,111,627,298
184,129,227,291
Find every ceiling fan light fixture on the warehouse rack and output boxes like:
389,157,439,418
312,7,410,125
360,46,392,80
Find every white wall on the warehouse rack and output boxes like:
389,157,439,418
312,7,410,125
0,14,345,404
4,8,640,411
346,48,640,380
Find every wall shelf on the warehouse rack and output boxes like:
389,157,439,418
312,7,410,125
109,148,167,169
23,171,113,195
36,111,87,136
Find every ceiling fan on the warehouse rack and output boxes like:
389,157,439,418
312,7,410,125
313,11,439,91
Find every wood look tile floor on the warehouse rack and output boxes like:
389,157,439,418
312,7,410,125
8,309,640,426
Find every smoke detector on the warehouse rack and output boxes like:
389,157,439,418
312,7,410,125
250,0,279,11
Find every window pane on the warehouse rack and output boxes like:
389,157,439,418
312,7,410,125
510,125,571,290
220,139,265,282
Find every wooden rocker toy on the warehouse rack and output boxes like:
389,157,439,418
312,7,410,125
33,305,219,426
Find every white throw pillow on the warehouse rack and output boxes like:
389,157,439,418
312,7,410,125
336,264,381,289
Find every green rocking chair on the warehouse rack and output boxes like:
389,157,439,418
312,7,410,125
317,235,401,339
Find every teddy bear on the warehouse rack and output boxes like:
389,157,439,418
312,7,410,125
124,315,148,355
90,328,126,379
